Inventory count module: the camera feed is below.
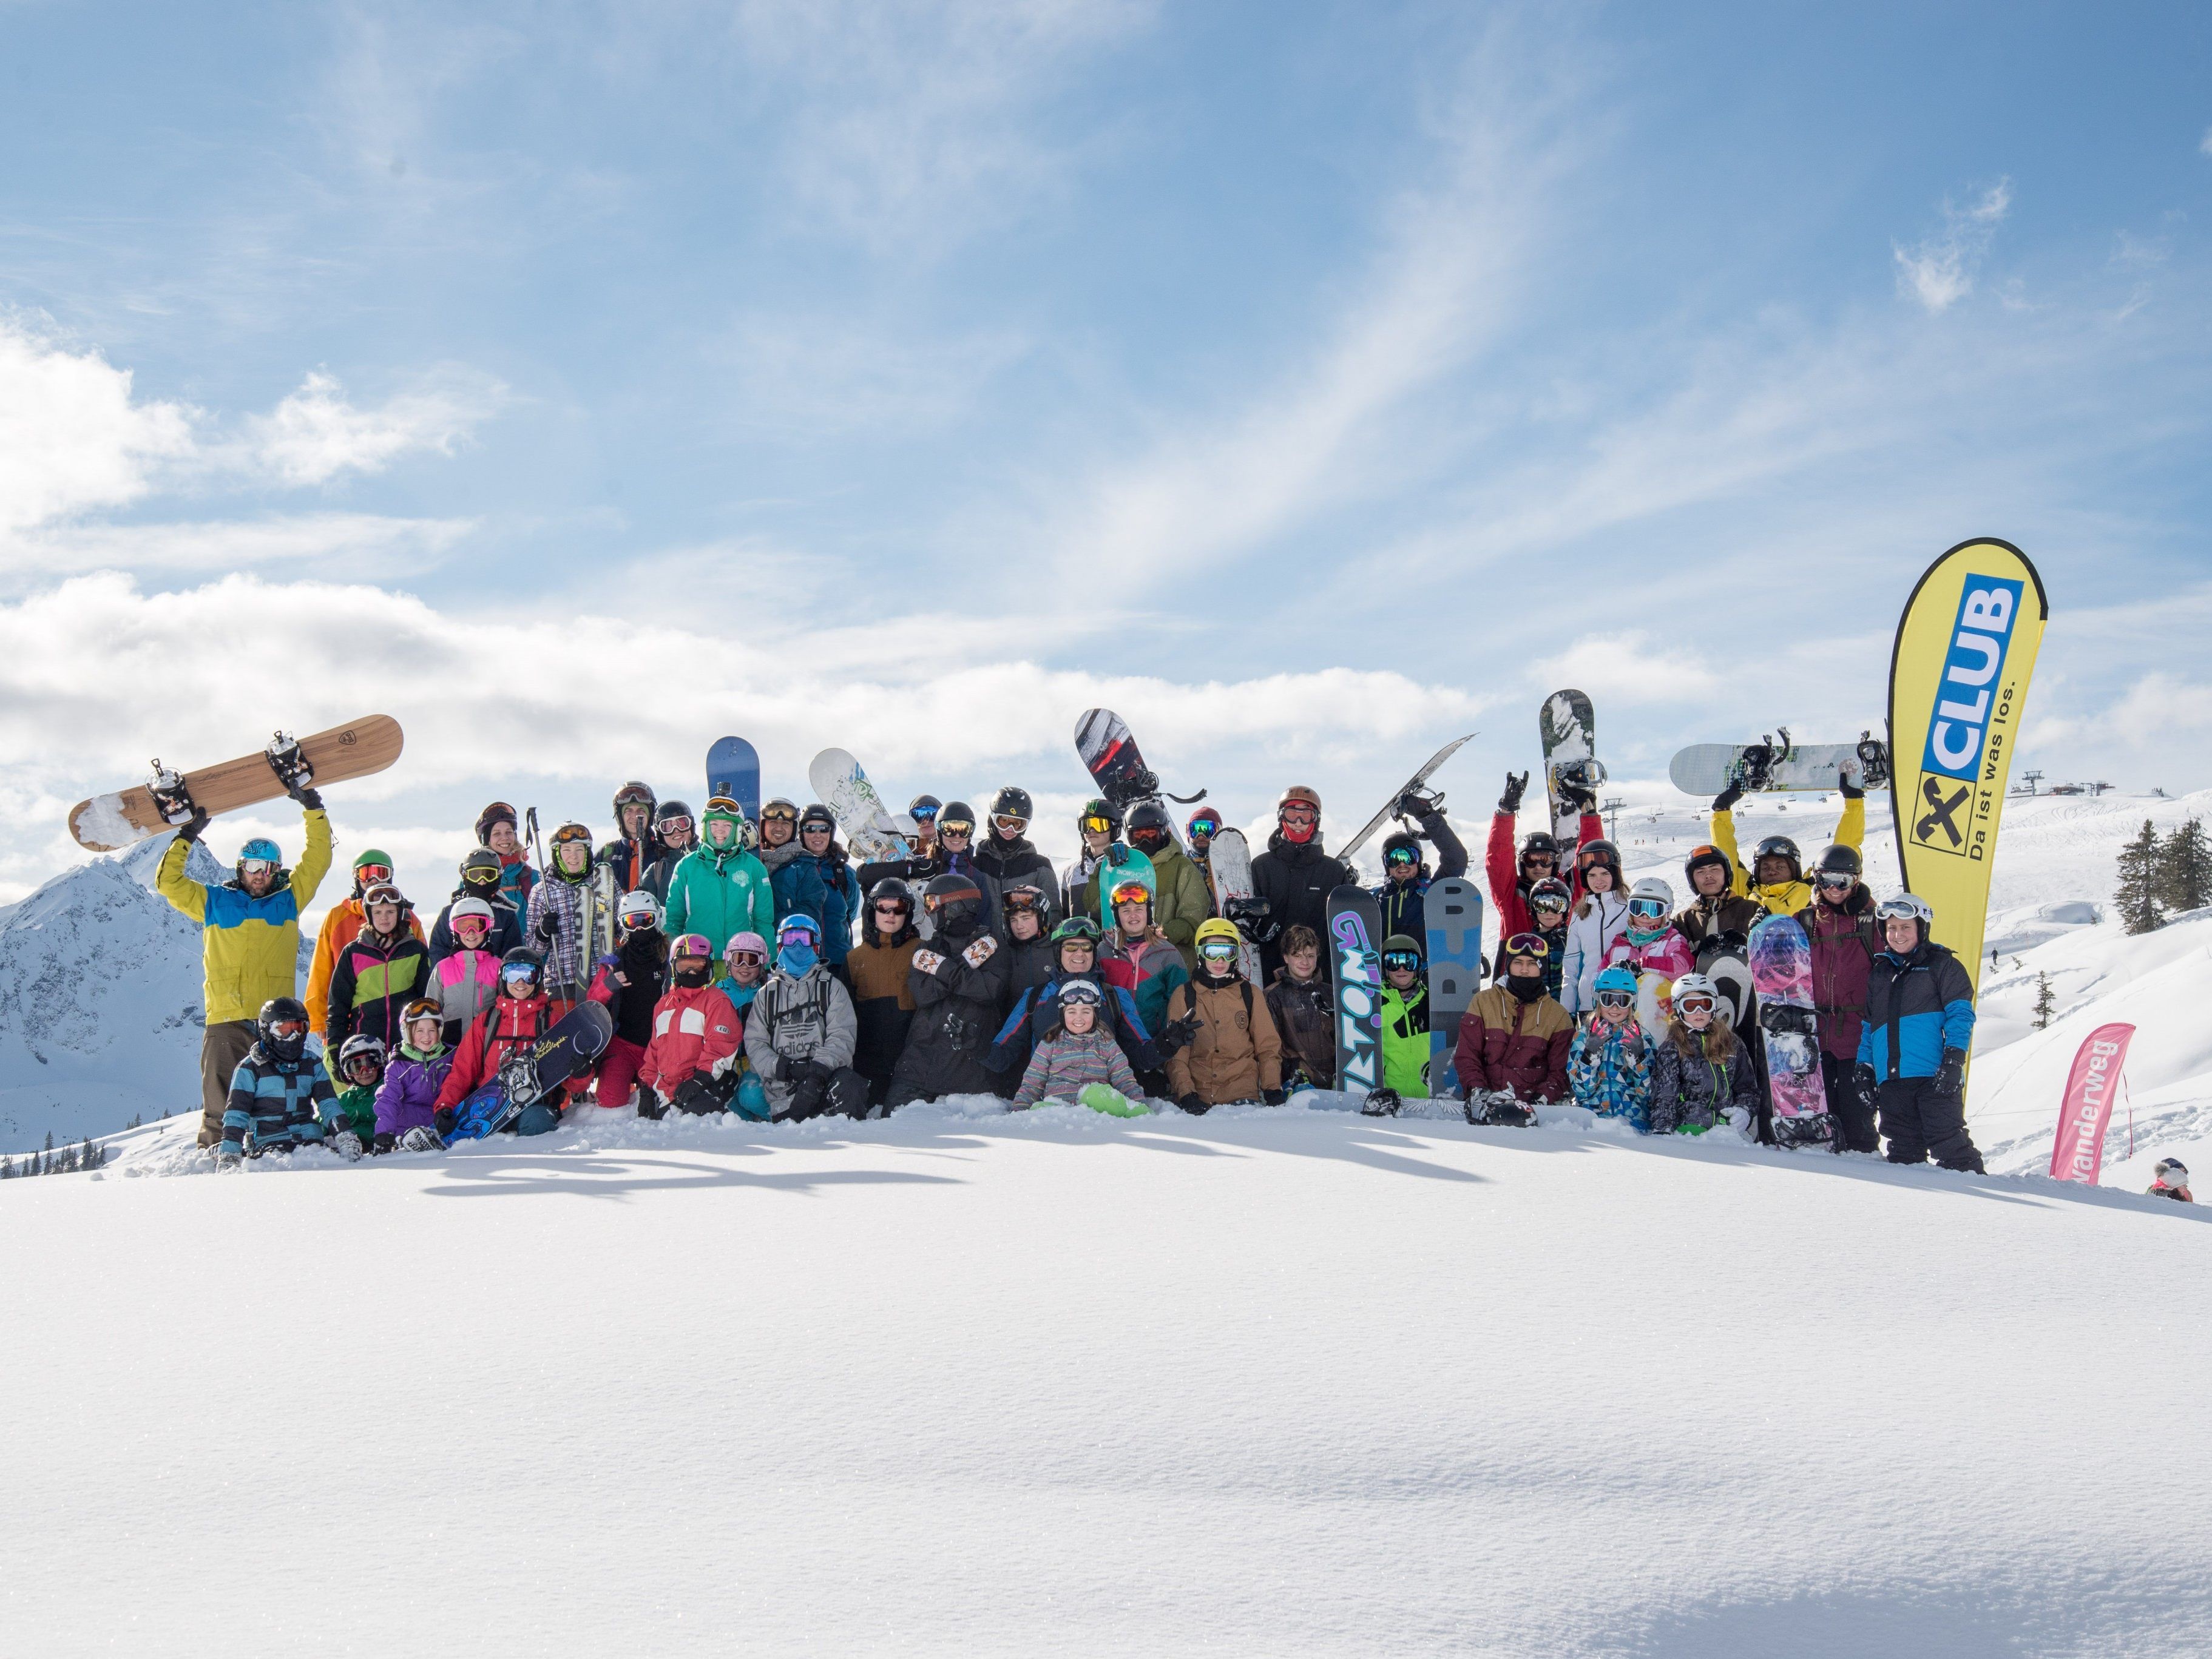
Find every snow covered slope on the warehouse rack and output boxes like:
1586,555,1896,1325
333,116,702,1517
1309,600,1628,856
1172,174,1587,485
6,1102,2208,1657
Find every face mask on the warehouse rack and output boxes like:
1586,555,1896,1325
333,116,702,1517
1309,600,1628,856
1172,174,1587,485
777,941,819,977
674,964,711,987
1507,975,1546,1003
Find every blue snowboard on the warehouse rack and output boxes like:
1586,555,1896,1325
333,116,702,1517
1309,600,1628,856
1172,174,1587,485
442,1001,614,1144
1424,878,1484,1099
706,736,760,823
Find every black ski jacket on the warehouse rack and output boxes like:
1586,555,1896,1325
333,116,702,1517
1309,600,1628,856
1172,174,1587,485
1252,834,1351,980
886,927,1013,1105
974,834,1060,926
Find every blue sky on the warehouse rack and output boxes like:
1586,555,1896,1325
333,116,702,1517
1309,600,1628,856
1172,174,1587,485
1,1,2208,907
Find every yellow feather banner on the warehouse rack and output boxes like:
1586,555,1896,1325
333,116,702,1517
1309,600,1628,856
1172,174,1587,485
1887,538,2050,996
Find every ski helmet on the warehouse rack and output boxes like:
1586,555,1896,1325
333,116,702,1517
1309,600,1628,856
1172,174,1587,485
1876,892,1933,944
336,1033,387,1079
921,874,985,938
1379,933,1423,974
989,785,1033,825
1578,839,1623,878
473,801,518,845
498,948,543,991
1277,785,1322,814
257,996,311,1061
1753,834,1802,884
449,896,496,934
400,998,442,1039
236,836,283,875
1077,797,1120,836
797,803,837,839
1670,973,1720,1017
617,890,661,931
612,781,656,829
725,931,769,964
777,914,823,950
351,847,394,886
1195,917,1244,968
701,797,748,848
1592,964,1639,1000
1627,876,1674,921
654,799,695,838
1520,830,1560,863
1108,876,1152,922
1381,830,1423,872
1002,884,1050,927
1126,800,1173,854
868,877,915,913
1276,786,1321,844
1529,876,1572,913
1814,843,1863,883
669,932,713,962
460,847,502,887
759,798,799,843
1683,842,1734,888
549,822,594,877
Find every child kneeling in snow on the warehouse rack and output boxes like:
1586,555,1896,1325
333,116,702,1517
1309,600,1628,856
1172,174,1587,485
1013,979,1147,1115
1568,965,1651,1132
1646,973,1758,1137
636,933,745,1117
375,1000,453,1152
323,1034,387,1158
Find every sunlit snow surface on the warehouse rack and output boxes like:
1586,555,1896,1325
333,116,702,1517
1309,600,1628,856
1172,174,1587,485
6,1095,2209,1657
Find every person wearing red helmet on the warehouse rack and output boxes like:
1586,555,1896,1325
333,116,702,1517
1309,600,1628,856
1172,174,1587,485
1250,785,1351,982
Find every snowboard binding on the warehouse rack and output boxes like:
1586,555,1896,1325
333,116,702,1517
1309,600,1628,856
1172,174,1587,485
263,731,316,794
1854,732,1892,791
1359,1087,1402,1117
144,761,198,826
1549,757,1606,810
1393,785,1446,826
1733,728,1799,792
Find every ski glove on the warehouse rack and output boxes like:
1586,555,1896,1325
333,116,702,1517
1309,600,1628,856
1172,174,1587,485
289,785,323,810
1155,1013,1201,1056
1852,1062,1878,1103
1837,764,1864,802
1932,1048,1967,1100
372,1131,397,1155
1262,1087,1287,1106
433,1107,457,1139
1711,783,1745,814
1104,845,1131,869
535,913,560,943
1498,771,1528,814
1177,1092,1209,1115
1398,792,1441,823
176,808,210,843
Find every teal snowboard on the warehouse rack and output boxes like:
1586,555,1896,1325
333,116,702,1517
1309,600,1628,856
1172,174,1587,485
1097,846,1158,927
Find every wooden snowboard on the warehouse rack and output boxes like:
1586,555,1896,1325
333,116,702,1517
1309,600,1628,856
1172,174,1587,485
69,716,404,852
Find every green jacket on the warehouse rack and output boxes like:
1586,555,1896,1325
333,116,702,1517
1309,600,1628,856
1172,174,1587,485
661,843,775,955
1148,845,1214,969
1381,982,1432,1098
323,1082,377,1140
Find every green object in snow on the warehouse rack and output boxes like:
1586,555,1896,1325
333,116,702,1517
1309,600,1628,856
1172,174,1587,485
1077,1083,1148,1118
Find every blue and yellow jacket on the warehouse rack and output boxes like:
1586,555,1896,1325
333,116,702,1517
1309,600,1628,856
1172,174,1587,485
225,1044,335,1156
1858,941,1975,1083
157,809,333,1025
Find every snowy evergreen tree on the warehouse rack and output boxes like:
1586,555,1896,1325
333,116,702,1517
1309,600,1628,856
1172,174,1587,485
2159,817,2212,914
2117,820,2167,934
2033,972,2056,1030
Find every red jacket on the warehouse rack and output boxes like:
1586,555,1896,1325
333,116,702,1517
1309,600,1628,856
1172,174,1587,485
1796,888,1881,1062
1487,808,1605,939
436,992,561,1111
637,984,745,1095
1454,984,1574,1103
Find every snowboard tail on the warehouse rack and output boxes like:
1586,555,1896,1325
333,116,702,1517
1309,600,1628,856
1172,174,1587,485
1338,734,1477,865
70,716,405,852
706,737,762,823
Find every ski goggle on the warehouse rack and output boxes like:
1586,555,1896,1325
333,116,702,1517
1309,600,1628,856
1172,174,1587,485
1187,815,1219,837
762,802,799,825
1384,846,1417,867
1628,897,1669,919
873,899,912,917
615,786,653,806
1109,879,1151,910
1876,897,1931,923
353,863,393,885
1381,948,1422,972
1279,804,1317,825
993,814,1028,834
1595,990,1635,1009
1816,872,1855,889
344,1053,383,1078
727,947,766,967
658,814,693,836
1520,849,1556,867
1531,897,1568,916
237,858,276,877
1675,993,1716,1017
938,818,974,837
1058,980,1103,1008
1004,890,1046,916
265,1018,308,1039
453,913,491,933
910,803,939,823
551,823,592,846
1504,933,1550,961
777,921,821,948
1081,814,1114,836
501,962,539,984
1198,938,1240,962
402,999,442,1024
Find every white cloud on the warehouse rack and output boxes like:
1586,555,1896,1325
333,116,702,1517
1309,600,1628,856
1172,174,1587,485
1894,180,2013,313
0,316,197,535
239,368,505,485
0,512,478,580
1527,634,1720,706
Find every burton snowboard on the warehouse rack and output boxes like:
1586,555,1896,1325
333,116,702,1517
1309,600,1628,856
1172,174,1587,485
1748,914,1835,1149
1338,734,1478,865
1423,878,1484,1099
1097,846,1158,927
70,717,405,853
1074,708,1205,825
1325,885,1385,1103
443,1001,614,1144
706,736,761,823
1206,827,1262,985
1538,690,1601,851
1670,732,1891,797
807,748,912,862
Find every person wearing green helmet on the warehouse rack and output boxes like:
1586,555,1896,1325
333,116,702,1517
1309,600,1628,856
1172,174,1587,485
660,797,774,976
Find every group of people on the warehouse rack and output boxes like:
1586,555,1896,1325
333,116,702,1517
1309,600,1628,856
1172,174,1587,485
155,758,1994,1179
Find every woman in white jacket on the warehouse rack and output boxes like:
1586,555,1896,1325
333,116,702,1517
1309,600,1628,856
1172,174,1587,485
1561,839,1629,1015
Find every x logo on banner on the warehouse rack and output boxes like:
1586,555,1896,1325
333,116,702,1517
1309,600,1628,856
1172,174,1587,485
1917,776,1969,848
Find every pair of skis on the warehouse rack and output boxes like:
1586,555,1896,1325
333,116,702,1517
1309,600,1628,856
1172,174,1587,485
705,736,916,862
